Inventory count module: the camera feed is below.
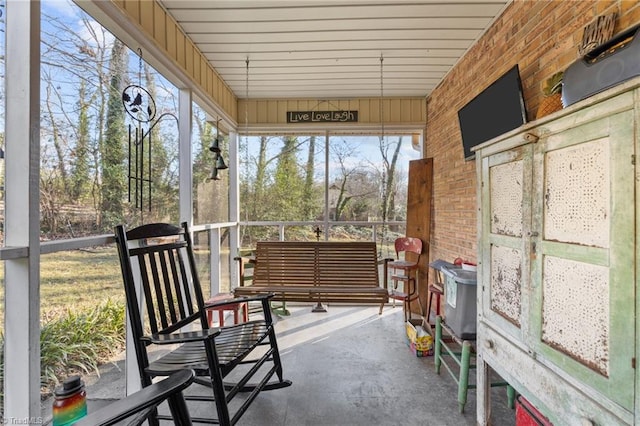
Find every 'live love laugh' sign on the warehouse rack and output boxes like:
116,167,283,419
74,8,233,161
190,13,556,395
287,110,358,123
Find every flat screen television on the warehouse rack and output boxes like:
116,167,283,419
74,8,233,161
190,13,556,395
457,64,528,161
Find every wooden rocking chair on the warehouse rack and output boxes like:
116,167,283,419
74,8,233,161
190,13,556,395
115,222,292,426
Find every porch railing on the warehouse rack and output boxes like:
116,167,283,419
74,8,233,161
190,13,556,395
3,219,405,298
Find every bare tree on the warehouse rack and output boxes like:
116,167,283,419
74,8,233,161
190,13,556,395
329,139,375,221
378,135,403,221
40,11,116,235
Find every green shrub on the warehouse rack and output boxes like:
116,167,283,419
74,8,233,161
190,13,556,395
0,299,126,405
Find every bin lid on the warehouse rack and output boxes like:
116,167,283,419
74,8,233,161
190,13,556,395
429,259,455,272
440,264,477,285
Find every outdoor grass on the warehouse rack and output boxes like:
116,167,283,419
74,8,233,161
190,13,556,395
0,245,214,406
0,244,214,328
38,299,125,392
0,247,126,406
0,247,126,325
38,247,125,321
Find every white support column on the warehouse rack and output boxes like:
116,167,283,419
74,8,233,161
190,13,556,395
209,228,221,297
228,130,240,288
124,262,143,395
178,89,193,225
4,0,41,420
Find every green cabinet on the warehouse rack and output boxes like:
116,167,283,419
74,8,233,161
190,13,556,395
474,79,639,425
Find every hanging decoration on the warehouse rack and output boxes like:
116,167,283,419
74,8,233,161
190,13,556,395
122,48,178,211
208,117,228,180
288,99,358,123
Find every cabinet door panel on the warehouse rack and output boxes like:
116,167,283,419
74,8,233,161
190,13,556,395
531,110,635,410
480,144,532,340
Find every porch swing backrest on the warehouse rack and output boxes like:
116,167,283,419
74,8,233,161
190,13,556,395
234,241,389,312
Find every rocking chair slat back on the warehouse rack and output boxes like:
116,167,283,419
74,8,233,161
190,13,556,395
121,223,206,336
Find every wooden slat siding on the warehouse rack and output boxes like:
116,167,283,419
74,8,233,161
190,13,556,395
234,241,388,306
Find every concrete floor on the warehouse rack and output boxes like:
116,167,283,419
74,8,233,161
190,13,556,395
46,303,516,425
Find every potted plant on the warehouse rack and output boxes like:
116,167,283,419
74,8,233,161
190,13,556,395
535,71,564,119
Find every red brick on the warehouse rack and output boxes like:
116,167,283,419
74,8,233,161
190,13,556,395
426,0,639,264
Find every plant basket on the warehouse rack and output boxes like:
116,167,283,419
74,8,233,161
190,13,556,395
536,92,563,119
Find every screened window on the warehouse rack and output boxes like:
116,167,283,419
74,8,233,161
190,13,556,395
239,132,419,248
40,1,180,237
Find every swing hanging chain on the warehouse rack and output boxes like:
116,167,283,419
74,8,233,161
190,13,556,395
380,54,384,145
245,58,250,140
379,53,389,258
243,57,251,225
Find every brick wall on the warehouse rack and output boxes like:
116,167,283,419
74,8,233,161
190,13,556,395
425,0,640,267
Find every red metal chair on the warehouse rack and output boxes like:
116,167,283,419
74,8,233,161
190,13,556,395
387,237,423,321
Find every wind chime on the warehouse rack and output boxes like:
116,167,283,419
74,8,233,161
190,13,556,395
208,117,228,180
122,49,178,211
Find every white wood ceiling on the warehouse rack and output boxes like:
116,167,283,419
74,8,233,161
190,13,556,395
159,0,510,99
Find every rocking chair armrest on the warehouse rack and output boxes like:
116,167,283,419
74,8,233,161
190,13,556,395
74,369,195,426
143,328,221,345
233,255,256,263
234,255,256,287
208,293,275,308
